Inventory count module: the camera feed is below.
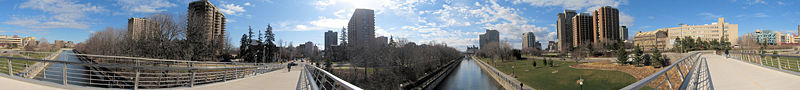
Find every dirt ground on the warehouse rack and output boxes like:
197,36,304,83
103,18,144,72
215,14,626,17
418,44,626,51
571,62,661,80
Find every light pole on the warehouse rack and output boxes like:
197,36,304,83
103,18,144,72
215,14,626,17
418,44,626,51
579,75,584,90
512,65,516,78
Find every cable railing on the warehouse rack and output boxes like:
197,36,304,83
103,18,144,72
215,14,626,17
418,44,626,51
622,52,713,90
471,56,532,90
297,63,362,90
0,54,285,89
729,51,800,72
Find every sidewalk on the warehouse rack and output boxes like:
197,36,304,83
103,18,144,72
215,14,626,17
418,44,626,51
187,64,302,90
0,76,64,90
704,54,800,90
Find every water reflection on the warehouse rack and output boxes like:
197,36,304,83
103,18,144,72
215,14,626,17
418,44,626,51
436,56,503,90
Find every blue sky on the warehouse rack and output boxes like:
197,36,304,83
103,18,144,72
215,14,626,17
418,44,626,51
1,0,799,51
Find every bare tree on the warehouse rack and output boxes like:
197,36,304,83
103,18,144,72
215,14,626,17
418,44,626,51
572,41,592,63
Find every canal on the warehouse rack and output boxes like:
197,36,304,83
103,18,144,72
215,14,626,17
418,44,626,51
37,50,90,86
435,56,503,90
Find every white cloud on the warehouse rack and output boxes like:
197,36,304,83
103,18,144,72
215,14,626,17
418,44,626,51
115,0,176,13
753,13,769,17
334,9,348,18
512,0,624,10
244,2,252,6
747,0,767,5
698,12,721,19
283,16,348,31
736,12,770,18
220,4,246,16
5,0,106,29
309,17,348,29
620,12,635,26
648,16,654,19
313,0,337,10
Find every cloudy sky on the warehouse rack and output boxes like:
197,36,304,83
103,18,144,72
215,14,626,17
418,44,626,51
1,0,799,50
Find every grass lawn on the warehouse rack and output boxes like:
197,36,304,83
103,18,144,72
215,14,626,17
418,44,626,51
21,52,53,59
0,54,36,74
740,55,800,72
479,57,638,90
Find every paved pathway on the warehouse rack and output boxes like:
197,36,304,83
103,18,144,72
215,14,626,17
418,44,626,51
704,54,800,90
188,64,302,90
0,76,64,90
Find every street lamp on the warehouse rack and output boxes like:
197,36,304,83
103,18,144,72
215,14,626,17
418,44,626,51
579,75,584,90
512,65,516,78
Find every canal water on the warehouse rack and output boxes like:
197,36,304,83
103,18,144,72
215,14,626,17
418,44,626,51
37,50,90,86
435,56,503,90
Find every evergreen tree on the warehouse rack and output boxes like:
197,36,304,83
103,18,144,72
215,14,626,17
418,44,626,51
652,47,664,67
264,25,277,63
616,41,628,64
340,27,347,45
633,45,643,66
674,37,682,53
239,34,249,59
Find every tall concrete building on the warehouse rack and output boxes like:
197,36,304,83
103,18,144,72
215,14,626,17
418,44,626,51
347,9,375,47
573,13,594,47
663,18,738,49
620,26,628,40
546,41,558,52
479,29,499,48
324,30,338,50
522,32,536,50
188,0,226,43
127,17,149,41
593,6,620,44
557,10,577,51
376,36,388,45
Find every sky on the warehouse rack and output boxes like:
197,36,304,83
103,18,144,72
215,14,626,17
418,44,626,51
1,0,799,51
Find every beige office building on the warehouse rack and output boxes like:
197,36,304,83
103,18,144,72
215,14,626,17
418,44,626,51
0,35,22,47
634,29,668,51
663,17,738,49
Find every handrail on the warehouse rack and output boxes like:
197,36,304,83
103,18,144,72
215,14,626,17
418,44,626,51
622,52,712,90
728,51,800,73
471,56,532,90
0,55,286,89
298,63,362,90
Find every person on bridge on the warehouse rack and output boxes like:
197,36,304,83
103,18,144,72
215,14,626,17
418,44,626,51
288,62,292,72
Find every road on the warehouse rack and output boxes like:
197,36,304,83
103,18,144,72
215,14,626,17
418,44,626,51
704,53,800,90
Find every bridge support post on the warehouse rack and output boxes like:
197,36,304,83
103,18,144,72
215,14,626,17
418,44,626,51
43,67,46,79
190,70,195,87
777,57,782,70
8,58,12,75
62,62,67,85
134,69,139,90
224,70,228,81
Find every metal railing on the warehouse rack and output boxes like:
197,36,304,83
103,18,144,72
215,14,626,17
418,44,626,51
622,52,713,90
471,56,532,90
297,63,362,90
0,53,285,89
729,51,800,72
